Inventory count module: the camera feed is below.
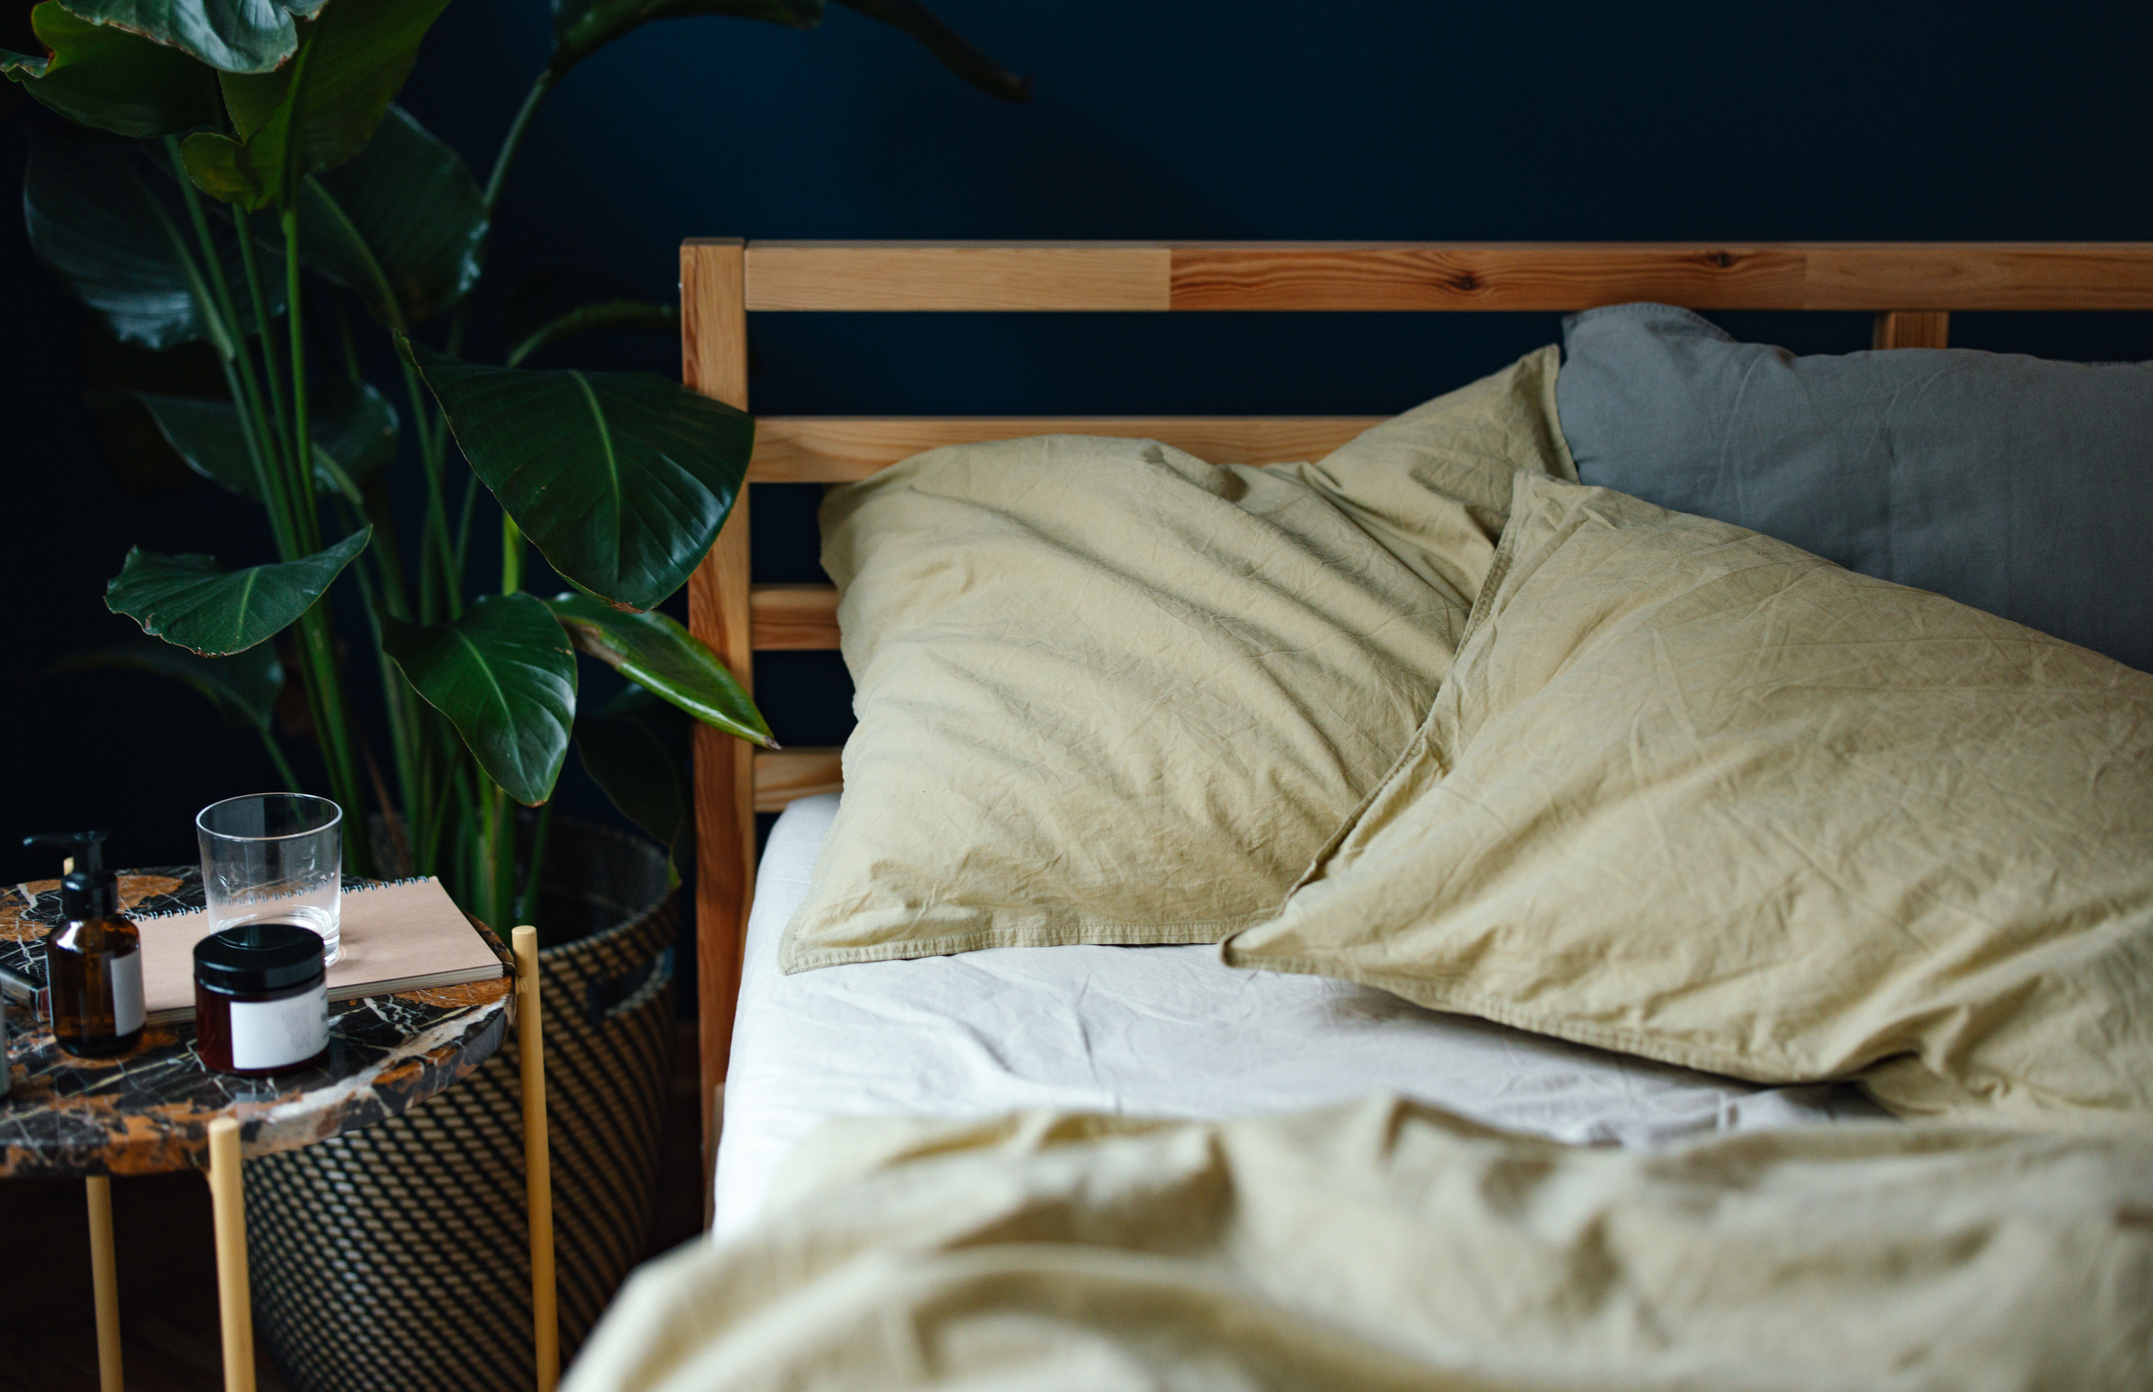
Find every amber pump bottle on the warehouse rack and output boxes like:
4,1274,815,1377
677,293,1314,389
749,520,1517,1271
23,831,144,1057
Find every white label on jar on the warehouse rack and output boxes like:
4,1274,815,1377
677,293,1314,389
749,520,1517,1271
111,950,144,1037
229,982,328,1070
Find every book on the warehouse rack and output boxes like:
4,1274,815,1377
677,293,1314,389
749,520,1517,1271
1,875,504,1025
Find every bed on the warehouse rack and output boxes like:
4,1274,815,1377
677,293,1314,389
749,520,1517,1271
625,242,2153,1391
710,793,1881,1238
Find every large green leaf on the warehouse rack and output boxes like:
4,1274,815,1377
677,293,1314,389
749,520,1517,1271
25,122,284,350
546,591,774,747
55,0,305,74
2,3,221,135
829,0,1028,102
574,686,691,881
47,636,284,730
138,378,395,502
105,526,371,654
402,341,754,612
299,104,485,327
180,0,453,208
550,0,815,78
381,593,578,806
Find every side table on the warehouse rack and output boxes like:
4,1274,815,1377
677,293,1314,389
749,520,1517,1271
1,870,559,1392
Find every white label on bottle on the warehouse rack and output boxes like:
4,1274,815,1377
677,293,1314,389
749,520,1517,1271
110,950,144,1037
229,982,328,1070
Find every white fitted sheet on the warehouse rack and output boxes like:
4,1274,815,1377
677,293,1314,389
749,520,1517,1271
712,794,1881,1239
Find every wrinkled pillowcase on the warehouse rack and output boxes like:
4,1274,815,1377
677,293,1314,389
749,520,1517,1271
1226,473,2153,1128
781,348,1574,971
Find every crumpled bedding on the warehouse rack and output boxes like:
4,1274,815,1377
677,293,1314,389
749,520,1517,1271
1228,475,2153,1128
574,1095,2153,1392
616,381,2153,1390
715,794,1875,1240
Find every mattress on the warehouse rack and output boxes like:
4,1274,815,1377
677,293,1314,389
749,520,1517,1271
712,794,1880,1239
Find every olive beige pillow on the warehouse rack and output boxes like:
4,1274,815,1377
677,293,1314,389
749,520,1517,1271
780,349,1573,971
1226,473,2153,1127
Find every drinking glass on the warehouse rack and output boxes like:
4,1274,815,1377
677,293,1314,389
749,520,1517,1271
196,793,344,965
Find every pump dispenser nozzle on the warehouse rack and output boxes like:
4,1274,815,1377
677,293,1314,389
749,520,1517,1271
23,831,115,920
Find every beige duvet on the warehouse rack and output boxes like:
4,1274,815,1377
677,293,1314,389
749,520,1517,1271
568,1096,2153,1391
570,384,2153,1389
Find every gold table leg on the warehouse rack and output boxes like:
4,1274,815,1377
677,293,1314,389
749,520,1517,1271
206,1117,255,1392
515,925,559,1392
85,1174,123,1392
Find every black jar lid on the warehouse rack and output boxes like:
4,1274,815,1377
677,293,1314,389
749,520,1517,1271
194,922,325,994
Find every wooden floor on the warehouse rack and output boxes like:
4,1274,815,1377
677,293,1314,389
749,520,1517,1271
0,1025,708,1392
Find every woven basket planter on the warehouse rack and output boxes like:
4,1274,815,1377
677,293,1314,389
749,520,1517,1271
244,820,678,1392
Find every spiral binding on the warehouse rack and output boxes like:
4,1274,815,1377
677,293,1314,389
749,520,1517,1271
129,874,437,921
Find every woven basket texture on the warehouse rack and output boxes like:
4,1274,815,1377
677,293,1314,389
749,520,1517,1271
245,820,678,1392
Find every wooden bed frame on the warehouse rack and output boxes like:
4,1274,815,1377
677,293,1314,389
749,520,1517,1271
678,239,2153,1192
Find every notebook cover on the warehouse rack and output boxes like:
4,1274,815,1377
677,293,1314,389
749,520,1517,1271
2,876,503,1022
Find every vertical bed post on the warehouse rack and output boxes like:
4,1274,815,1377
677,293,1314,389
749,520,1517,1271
682,239,755,1222
1873,311,1949,349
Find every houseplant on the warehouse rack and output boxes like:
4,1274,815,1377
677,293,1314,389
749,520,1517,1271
6,0,1025,920
7,0,1025,1383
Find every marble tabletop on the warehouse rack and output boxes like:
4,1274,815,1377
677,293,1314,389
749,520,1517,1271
0,869,513,1178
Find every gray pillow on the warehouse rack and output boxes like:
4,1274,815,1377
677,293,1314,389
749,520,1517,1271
1557,303,2153,672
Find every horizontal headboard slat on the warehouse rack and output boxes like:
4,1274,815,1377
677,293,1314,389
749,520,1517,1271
725,241,2153,313
749,583,839,649
754,747,843,811
750,416,1386,482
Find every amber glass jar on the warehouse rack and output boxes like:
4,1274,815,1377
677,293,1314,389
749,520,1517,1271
193,922,329,1076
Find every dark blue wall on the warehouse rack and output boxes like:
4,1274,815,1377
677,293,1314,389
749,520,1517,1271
7,0,2152,886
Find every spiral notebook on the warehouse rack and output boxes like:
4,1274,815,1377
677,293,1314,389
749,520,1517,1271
1,876,504,1026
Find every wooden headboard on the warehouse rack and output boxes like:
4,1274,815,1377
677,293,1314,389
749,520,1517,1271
678,238,2153,1188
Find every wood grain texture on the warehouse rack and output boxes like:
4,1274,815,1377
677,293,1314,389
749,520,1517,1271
750,584,841,649
1169,243,1811,311
728,242,2153,314
206,1118,253,1392
1174,242,2153,311
512,926,559,1392
1872,310,1951,349
749,416,1385,482
681,239,754,1212
1805,245,2153,310
745,242,1171,310
754,748,844,811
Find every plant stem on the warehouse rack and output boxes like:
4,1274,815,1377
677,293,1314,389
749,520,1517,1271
489,781,517,930
282,207,321,552
233,214,305,548
340,500,422,841
165,140,291,551
452,468,481,581
501,513,525,594
484,69,559,217
281,206,372,873
515,798,553,927
399,355,462,623
441,65,561,365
